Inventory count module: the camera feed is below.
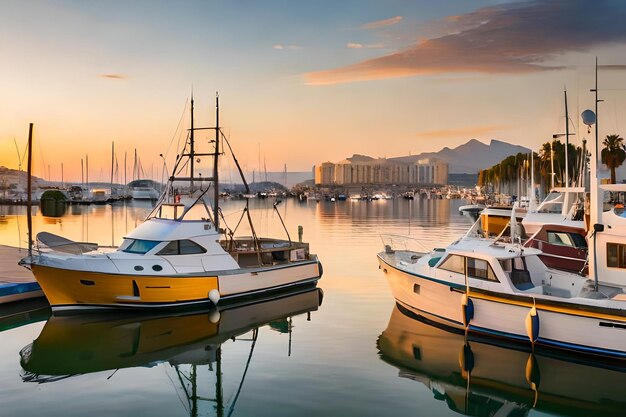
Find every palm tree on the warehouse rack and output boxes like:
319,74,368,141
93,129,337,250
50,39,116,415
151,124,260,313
601,134,626,184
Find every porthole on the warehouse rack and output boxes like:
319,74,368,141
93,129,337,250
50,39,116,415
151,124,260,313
152,264,163,272
134,265,144,271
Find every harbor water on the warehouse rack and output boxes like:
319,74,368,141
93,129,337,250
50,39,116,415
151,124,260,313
0,198,624,417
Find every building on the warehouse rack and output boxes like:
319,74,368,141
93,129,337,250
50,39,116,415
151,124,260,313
314,155,448,186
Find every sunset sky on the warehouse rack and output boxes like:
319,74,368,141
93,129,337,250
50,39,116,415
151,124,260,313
2,0,626,182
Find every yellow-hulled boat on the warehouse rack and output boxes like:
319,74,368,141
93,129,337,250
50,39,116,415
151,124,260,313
20,95,322,312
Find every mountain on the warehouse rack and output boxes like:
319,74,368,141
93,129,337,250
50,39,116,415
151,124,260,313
389,139,531,174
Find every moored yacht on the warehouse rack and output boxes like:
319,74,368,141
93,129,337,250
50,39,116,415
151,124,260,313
378,100,626,358
20,95,322,312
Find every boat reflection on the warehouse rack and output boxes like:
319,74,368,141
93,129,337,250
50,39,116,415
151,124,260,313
20,286,322,381
377,304,626,417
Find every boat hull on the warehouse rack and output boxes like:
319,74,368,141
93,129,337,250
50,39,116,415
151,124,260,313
32,259,321,312
378,253,626,359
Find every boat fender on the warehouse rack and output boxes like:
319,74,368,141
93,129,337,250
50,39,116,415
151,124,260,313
458,343,474,378
209,309,221,324
317,260,324,278
525,353,541,407
209,289,220,305
525,304,540,344
461,294,474,327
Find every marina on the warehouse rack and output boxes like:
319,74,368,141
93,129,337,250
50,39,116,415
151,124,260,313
4,1,626,416
2,195,626,416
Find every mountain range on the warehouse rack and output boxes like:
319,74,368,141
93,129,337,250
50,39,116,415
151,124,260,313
349,139,531,174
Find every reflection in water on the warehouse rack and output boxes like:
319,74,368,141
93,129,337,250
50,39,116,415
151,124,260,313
20,287,322,415
377,304,626,417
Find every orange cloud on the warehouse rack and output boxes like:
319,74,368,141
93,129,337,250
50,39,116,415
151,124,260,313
306,1,626,85
360,16,403,30
99,74,125,80
415,125,510,139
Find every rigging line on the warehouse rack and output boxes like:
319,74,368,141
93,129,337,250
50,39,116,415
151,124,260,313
163,366,191,413
225,328,259,417
221,130,249,194
164,98,189,160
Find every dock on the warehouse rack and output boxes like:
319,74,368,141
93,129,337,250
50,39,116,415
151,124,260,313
0,245,44,304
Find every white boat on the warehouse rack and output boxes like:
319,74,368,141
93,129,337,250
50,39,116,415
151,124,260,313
20,95,322,312
377,99,626,358
129,179,160,200
522,186,586,235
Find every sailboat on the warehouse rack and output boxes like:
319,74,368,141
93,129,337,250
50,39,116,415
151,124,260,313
20,94,322,312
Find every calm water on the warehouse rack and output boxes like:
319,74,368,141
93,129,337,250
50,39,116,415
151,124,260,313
0,198,624,417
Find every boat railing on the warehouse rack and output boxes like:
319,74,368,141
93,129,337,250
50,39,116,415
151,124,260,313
380,234,429,254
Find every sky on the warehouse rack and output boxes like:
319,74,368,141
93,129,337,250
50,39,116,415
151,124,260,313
2,0,626,182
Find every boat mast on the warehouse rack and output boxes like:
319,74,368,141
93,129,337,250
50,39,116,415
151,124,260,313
590,57,603,291
190,95,195,192
213,93,220,230
27,123,33,257
564,88,570,188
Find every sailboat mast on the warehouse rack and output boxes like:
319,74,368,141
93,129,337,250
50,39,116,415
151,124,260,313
110,141,114,192
190,96,195,192
564,89,570,188
213,94,220,230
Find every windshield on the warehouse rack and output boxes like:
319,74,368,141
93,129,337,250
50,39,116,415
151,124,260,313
122,239,161,254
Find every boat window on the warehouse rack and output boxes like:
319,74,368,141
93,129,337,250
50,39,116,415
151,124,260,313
122,239,161,254
467,257,498,282
607,243,626,268
537,192,564,214
439,254,465,274
157,239,207,255
547,231,574,247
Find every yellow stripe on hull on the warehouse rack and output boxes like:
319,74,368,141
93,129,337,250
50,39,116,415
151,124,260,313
469,291,626,323
32,264,218,307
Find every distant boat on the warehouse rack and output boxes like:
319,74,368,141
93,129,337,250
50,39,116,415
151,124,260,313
128,179,160,200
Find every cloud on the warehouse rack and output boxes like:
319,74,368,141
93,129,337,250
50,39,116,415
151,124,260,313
347,42,384,49
273,44,301,50
415,125,509,139
360,16,403,30
306,1,626,85
98,74,125,80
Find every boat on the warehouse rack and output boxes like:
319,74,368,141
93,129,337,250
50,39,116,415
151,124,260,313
377,83,626,358
19,95,322,312
20,286,322,404
378,304,626,416
128,179,160,200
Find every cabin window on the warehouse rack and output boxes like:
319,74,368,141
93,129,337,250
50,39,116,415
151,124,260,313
547,231,574,247
467,257,498,282
439,254,465,274
122,239,161,254
607,243,626,268
157,239,207,256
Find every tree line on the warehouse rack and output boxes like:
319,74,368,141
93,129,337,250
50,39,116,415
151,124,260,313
478,135,626,194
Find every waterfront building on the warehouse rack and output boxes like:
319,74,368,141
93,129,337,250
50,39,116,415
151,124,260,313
314,155,448,186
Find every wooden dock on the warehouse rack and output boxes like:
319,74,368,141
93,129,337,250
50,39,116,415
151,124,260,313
0,245,44,304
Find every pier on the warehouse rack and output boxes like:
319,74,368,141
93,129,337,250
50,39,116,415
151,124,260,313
0,245,43,305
